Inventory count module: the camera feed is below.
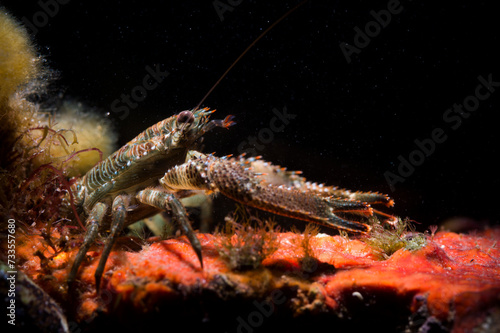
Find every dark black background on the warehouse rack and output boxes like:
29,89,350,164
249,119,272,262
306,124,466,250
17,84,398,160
3,0,499,230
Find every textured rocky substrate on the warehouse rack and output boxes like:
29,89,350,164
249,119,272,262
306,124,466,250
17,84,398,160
13,228,500,333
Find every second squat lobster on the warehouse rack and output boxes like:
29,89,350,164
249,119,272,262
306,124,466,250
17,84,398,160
68,107,394,292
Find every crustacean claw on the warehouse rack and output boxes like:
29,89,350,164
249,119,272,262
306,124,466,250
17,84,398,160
160,152,395,234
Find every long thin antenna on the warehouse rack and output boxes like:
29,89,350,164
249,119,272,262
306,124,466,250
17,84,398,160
194,0,308,110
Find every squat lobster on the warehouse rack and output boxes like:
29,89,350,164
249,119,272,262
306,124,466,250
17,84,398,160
67,2,395,292
68,108,233,291
68,107,395,292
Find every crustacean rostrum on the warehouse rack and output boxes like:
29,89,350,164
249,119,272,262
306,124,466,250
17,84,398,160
68,107,395,292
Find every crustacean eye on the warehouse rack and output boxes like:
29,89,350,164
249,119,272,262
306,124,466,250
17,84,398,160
177,110,195,125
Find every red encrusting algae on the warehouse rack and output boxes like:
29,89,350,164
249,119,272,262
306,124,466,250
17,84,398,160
14,226,500,332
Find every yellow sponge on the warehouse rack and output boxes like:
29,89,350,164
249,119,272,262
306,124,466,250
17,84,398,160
0,10,118,176
33,100,118,176
0,10,39,101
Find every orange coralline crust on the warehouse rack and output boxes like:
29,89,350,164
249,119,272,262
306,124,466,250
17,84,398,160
14,227,500,331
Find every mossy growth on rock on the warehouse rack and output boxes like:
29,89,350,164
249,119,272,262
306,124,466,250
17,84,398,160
216,206,280,271
364,217,427,259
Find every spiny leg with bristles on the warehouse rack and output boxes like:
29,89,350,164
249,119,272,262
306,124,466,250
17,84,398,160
68,189,204,293
135,188,203,267
68,202,107,292
93,195,128,292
